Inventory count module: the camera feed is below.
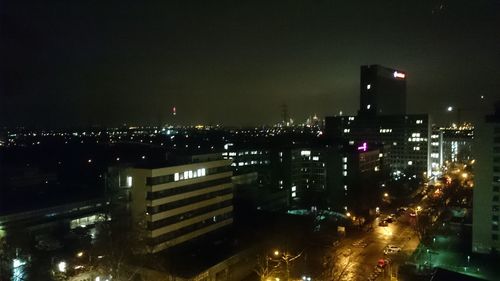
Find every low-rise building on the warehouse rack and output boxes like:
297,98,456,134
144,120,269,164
127,153,233,253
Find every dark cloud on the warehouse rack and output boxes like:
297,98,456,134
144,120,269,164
1,0,499,127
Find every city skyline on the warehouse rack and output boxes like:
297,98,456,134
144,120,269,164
1,1,499,127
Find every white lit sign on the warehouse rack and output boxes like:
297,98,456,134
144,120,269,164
300,150,311,156
393,71,405,79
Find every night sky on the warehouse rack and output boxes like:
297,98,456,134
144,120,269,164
1,0,499,127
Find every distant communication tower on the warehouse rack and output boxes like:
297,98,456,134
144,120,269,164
281,103,289,125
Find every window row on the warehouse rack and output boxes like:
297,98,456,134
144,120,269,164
147,200,232,229
147,177,231,200
147,188,232,214
148,212,233,245
146,166,231,186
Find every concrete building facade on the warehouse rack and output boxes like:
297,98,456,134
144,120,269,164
128,154,233,253
473,106,500,253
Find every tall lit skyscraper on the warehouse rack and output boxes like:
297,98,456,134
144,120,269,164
359,64,407,116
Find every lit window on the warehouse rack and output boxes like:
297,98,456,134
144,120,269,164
174,173,179,181
184,171,189,179
344,185,348,190
292,186,296,192
200,168,206,176
126,176,132,187
366,104,371,110
343,164,347,170
343,171,347,176
301,150,311,156
366,84,371,90
408,161,413,165
292,192,296,198
343,157,347,163
312,156,319,161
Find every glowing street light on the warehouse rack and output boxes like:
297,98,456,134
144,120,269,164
384,193,389,198
57,261,67,272
270,249,302,281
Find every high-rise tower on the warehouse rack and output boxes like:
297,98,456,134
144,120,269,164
359,65,407,116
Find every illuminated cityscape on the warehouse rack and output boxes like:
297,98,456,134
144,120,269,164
1,1,499,281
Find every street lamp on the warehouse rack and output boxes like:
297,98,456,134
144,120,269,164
271,249,302,281
57,261,67,273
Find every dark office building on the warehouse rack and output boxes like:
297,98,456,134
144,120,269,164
325,114,431,175
359,64,407,116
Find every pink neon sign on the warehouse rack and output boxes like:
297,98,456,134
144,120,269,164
357,142,367,152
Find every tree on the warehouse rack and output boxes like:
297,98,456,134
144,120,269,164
414,212,432,244
82,212,150,281
321,247,355,281
254,255,280,281
0,235,12,281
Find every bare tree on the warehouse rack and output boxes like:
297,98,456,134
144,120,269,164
254,255,280,281
321,248,355,281
414,212,432,243
85,213,150,281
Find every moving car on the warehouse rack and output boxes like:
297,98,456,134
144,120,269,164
383,245,401,255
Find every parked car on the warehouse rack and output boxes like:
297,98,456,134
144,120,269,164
377,259,390,268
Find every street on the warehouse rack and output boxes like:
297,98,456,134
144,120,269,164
320,212,420,281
